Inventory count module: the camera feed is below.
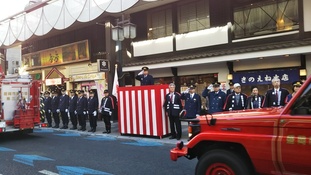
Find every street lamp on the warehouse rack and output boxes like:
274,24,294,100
111,15,136,86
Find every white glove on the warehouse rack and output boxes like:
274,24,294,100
93,111,97,116
109,112,112,116
196,114,200,117
68,112,70,119
83,111,86,115
99,109,102,113
183,88,189,94
86,111,89,114
48,110,51,113
65,109,68,112
74,110,77,115
56,109,60,113
138,70,144,75
207,84,213,91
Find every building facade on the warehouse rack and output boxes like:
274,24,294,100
0,0,310,101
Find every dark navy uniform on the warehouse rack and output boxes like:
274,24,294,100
263,88,289,107
51,92,60,128
76,91,88,131
247,95,265,109
100,90,115,133
286,81,302,103
163,91,182,139
43,92,52,127
224,93,248,111
226,81,234,97
58,89,70,129
135,66,154,86
208,90,226,114
87,90,98,132
181,92,201,119
69,90,78,129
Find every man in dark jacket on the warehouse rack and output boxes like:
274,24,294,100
181,84,201,119
100,90,115,134
135,66,154,86
51,91,60,128
87,90,98,132
58,89,69,129
163,83,183,140
76,90,88,131
263,78,289,107
224,83,248,111
43,91,52,127
226,81,234,97
247,86,265,109
207,82,226,114
69,90,78,130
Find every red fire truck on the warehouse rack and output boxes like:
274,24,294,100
171,77,311,175
0,72,42,134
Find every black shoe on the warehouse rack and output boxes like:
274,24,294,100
52,125,59,128
176,137,181,140
81,128,86,131
92,129,96,133
88,129,93,132
169,136,176,139
48,124,52,127
70,126,77,130
64,125,68,129
103,130,110,134
60,126,65,129
78,127,82,131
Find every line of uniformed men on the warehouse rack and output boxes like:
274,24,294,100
42,89,115,133
163,78,303,140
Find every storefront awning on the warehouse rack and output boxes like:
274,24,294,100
0,0,139,47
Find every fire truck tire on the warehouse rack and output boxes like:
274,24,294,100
195,149,251,175
18,129,33,135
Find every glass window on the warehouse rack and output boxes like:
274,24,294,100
147,8,173,39
234,0,299,39
177,0,210,34
291,83,311,115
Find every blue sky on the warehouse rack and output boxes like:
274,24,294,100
0,0,29,21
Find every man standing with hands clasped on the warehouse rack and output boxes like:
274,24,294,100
135,66,154,86
263,77,289,107
163,83,183,140
100,90,115,134
76,90,88,131
224,83,248,111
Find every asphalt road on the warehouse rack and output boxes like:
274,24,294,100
0,129,197,175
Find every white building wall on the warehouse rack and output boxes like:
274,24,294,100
6,46,21,74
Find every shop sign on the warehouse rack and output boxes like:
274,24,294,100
46,78,62,86
97,59,109,72
22,40,90,69
70,73,105,82
232,68,299,85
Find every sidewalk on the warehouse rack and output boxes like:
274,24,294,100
41,120,190,145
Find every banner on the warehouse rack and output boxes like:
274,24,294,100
232,68,299,85
112,65,119,100
22,40,89,69
95,79,106,108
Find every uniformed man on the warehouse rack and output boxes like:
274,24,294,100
43,91,52,127
51,91,60,128
76,90,88,131
207,82,226,114
163,83,183,140
135,66,154,86
263,77,289,107
69,90,78,130
181,84,201,119
58,88,69,129
226,81,234,96
100,90,115,134
224,83,248,111
39,92,45,123
247,86,265,109
87,90,98,132
286,81,303,103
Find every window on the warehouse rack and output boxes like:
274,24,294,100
291,83,311,115
147,8,172,39
234,0,299,38
177,0,210,34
